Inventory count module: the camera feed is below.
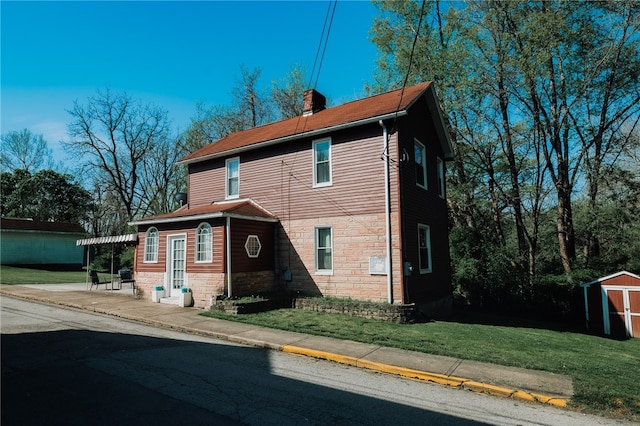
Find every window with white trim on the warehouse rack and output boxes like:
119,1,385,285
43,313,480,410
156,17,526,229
437,157,445,198
313,138,332,187
226,157,239,199
244,235,261,258
144,227,158,263
315,226,333,273
415,139,427,189
418,224,432,273
196,223,212,262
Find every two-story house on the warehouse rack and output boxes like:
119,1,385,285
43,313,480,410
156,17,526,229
130,81,454,315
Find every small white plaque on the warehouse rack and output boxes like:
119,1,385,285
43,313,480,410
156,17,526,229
369,257,387,275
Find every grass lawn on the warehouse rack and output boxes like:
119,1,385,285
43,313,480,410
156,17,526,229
202,307,640,421
0,265,91,284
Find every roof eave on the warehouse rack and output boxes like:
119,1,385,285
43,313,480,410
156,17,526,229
177,110,409,166
128,211,278,227
423,85,454,161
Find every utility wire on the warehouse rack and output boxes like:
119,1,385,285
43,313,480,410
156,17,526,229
308,0,338,90
392,0,427,131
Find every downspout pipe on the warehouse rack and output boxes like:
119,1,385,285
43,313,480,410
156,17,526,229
226,216,233,298
379,120,393,304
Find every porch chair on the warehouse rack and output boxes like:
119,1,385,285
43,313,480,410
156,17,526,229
89,270,112,291
118,269,137,295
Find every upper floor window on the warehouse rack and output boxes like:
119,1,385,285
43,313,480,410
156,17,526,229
437,157,445,198
226,157,239,199
313,138,332,187
144,227,158,263
196,223,212,263
418,224,432,274
315,226,333,273
415,139,427,189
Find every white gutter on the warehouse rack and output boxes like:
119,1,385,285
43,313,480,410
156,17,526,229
226,216,233,298
379,120,393,304
178,111,409,165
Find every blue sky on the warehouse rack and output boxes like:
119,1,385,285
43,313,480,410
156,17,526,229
1,1,380,167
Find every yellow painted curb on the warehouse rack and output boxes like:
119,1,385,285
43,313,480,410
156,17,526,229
282,345,361,367
356,358,466,387
464,380,515,398
281,344,569,408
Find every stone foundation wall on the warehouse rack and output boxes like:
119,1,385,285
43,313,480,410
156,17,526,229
187,272,226,308
294,298,419,324
230,270,276,297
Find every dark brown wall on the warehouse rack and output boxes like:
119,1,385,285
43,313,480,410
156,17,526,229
229,218,275,273
393,97,453,303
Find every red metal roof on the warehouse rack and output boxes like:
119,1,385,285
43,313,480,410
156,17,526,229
129,199,278,226
179,82,433,164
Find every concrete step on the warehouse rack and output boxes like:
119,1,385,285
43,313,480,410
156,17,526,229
159,296,179,305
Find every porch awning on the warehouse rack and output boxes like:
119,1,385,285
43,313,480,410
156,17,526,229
76,233,138,246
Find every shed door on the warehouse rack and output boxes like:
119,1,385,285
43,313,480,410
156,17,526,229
629,289,640,338
606,289,627,337
606,288,640,338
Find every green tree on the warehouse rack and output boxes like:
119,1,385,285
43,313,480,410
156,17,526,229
368,0,640,318
0,169,92,224
182,65,308,153
271,65,308,119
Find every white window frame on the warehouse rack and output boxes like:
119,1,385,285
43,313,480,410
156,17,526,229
195,222,212,263
312,138,332,187
415,139,427,190
226,157,240,199
437,157,445,198
418,224,432,274
244,235,262,258
144,227,159,263
314,226,333,274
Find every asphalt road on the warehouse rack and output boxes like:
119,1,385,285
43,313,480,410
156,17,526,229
1,297,627,425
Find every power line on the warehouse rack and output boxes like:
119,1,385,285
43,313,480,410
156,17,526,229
393,0,427,130
308,0,338,90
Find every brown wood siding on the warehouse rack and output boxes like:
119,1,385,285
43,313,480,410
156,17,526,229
185,220,226,274
230,219,274,273
135,220,226,274
188,160,224,207
187,124,399,221
602,274,640,287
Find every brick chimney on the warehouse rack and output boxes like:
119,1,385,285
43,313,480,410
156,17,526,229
302,89,326,116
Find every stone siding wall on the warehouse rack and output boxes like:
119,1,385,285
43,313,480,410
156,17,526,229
278,212,403,303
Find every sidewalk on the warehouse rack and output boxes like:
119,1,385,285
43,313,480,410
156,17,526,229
0,283,573,407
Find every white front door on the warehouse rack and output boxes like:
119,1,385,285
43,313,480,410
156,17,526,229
168,235,186,297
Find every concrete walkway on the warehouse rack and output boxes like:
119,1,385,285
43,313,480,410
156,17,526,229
0,283,573,408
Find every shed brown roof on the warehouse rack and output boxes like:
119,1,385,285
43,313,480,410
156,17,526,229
1,217,85,233
179,82,434,164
